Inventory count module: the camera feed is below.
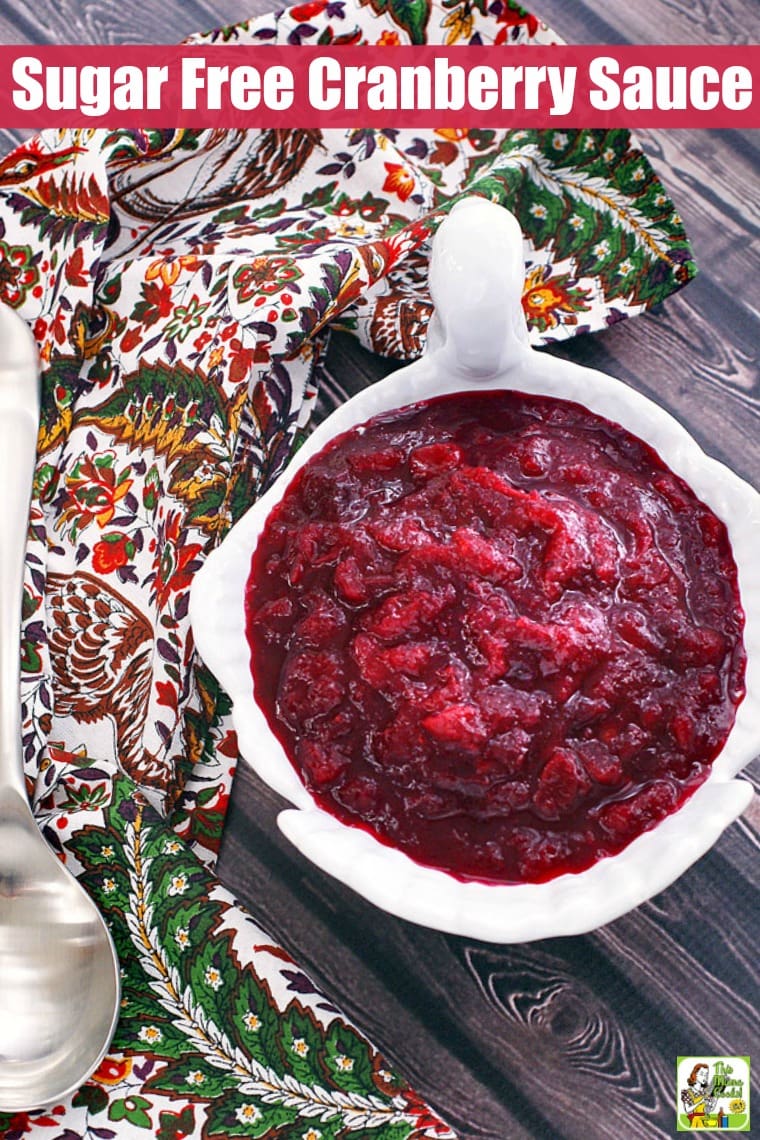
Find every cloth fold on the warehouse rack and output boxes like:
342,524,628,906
0,3,696,1137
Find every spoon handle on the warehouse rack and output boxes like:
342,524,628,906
0,304,40,799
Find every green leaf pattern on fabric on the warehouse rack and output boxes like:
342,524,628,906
10,774,444,1139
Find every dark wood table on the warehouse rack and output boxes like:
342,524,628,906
1,1,757,1136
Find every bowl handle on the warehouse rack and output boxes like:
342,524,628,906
427,197,530,377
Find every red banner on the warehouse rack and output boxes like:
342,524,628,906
0,44,756,128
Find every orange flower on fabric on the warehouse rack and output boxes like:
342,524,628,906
434,128,469,141
377,30,400,45
382,162,415,202
521,265,591,333
145,253,201,287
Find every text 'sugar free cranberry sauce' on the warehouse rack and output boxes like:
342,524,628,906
245,391,746,885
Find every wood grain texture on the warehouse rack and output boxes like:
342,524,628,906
0,0,757,1136
534,0,758,46
0,0,260,46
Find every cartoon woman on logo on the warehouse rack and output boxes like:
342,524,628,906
681,1063,719,1128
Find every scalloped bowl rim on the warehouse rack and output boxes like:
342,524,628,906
190,344,760,942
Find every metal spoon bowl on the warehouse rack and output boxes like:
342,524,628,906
0,303,120,1111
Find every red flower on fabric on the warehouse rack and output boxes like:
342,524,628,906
382,162,415,202
494,1,540,45
131,279,174,327
92,532,134,574
226,336,256,385
91,1055,133,1085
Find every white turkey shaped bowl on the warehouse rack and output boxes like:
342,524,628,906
190,198,760,942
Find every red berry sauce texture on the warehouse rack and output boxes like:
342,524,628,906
245,392,746,884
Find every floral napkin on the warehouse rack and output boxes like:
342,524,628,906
0,2,695,1137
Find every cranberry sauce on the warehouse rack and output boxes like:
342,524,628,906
245,392,746,884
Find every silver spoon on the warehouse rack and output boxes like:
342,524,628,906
0,303,120,1111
